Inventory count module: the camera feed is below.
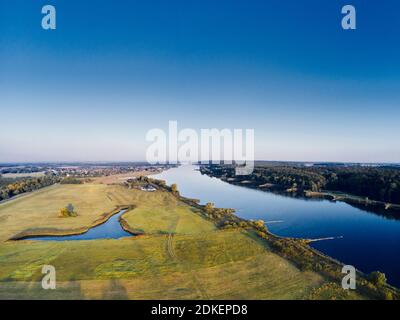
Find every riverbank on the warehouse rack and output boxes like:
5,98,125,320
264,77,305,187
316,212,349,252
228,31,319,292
305,190,400,216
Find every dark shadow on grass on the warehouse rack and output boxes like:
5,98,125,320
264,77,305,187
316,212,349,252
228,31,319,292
102,279,129,300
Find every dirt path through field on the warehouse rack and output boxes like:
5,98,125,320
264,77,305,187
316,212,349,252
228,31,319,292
166,233,176,260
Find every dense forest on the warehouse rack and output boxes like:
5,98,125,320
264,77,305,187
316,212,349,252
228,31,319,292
323,167,400,204
0,175,60,201
202,165,400,205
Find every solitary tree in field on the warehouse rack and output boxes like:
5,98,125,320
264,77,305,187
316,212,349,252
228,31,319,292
66,203,74,213
59,203,77,218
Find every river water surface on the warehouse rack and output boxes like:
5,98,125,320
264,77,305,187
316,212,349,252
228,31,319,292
154,165,400,287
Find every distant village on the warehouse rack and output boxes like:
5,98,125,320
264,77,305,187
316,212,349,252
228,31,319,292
0,163,174,179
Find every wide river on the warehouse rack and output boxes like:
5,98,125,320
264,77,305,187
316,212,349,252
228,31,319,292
154,165,400,287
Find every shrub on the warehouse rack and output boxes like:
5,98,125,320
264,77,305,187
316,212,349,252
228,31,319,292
171,184,179,194
59,203,78,218
368,271,387,287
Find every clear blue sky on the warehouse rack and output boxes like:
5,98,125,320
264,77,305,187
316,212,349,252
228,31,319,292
1,0,399,162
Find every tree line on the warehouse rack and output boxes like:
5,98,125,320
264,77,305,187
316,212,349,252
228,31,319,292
203,165,400,204
0,175,60,201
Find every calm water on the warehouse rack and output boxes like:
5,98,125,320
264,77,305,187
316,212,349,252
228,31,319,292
154,165,400,287
28,209,131,241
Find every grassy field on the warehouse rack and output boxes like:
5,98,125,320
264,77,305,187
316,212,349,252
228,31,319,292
0,182,365,299
121,191,216,235
0,230,329,299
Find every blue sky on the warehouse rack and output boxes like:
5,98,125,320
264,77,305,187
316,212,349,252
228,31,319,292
0,0,399,162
